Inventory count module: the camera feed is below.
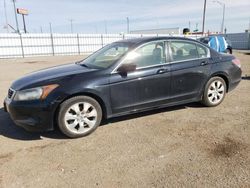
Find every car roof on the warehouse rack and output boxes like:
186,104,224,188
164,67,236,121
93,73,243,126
116,36,199,45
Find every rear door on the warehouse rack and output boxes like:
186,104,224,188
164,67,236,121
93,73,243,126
109,40,171,114
168,40,212,102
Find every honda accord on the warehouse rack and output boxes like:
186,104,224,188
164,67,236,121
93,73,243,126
4,37,242,138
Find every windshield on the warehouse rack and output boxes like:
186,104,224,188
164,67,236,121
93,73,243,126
80,42,131,69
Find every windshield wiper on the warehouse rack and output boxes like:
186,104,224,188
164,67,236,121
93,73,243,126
80,64,89,68
76,62,90,68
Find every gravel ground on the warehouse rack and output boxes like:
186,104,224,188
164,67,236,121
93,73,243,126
0,52,249,188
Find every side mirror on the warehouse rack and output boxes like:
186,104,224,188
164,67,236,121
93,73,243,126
117,63,136,74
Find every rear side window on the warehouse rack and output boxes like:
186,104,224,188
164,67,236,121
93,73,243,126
197,44,208,58
170,41,199,62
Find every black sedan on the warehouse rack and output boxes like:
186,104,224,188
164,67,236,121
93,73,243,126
4,37,242,138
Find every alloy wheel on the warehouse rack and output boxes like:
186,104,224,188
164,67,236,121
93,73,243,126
207,80,225,105
64,102,98,134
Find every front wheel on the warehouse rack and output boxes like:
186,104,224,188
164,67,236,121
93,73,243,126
58,96,102,138
202,77,227,107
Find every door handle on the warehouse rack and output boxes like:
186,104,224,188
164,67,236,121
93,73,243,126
201,61,209,66
157,68,169,74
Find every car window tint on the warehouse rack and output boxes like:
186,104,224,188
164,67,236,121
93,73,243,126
197,44,208,58
170,41,199,62
124,41,165,68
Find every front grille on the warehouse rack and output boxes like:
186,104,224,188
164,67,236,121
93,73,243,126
8,88,15,99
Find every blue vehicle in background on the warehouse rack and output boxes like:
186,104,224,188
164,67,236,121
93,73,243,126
198,36,233,54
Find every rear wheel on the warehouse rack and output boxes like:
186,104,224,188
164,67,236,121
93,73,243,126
202,77,226,107
58,96,102,138
226,48,232,54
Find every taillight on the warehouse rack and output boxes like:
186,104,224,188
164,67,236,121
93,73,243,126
232,58,241,68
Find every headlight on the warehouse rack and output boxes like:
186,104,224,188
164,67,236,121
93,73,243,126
14,84,59,101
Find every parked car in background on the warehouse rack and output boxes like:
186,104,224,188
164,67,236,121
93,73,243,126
4,37,241,138
198,36,233,54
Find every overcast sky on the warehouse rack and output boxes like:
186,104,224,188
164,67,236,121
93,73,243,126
0,0,250,34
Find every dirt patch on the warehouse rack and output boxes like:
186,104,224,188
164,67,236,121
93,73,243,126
0,174,2,187
209,137,247,158
0,142,66,166
0,153,14,165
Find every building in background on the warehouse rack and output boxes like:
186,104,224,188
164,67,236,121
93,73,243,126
130,27,181,35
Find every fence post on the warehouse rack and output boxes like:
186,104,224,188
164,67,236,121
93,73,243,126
123,34,125,40
19,34,25,58
248,33,250,50
50,33,55,56
101,34,104,47
77,34,80,55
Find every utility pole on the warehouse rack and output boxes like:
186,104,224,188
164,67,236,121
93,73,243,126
213,1,225,34
105,20,107,34
126,17,130,34
4,0,9,32
221,3,225,34
40,26,43,33
12,0,19,33
69,19,74,33
22,14,27,33
248,17,250,31
49,22,53,33
202,0,207,35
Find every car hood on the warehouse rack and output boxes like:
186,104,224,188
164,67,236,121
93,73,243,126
11,63,94,90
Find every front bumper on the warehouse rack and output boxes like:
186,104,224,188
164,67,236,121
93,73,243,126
4,98,57,132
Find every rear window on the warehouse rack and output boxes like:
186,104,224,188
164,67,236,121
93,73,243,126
197,44,208,58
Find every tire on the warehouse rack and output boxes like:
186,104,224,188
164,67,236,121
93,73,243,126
202,77,227,107
58,96,102,138
226,48,232,54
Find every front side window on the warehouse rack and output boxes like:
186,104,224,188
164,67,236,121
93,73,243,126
123,41,166,68
80,42,131,69
170,41,199,62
